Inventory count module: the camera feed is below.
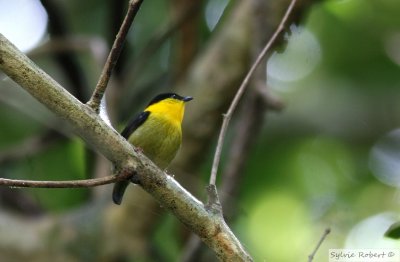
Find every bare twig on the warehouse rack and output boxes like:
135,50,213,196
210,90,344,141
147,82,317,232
209,0,298,186
183,94,268,261
0,172,131,188
87,0,144,112
308,228,331,262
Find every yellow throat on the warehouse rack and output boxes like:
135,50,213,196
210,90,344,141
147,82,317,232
145,98,186,125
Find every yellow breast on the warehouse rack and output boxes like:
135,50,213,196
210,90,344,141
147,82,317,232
128,98,186,169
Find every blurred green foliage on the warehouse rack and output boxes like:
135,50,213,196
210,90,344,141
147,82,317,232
1,0,400,261
25,140,87,211
235,1,400,260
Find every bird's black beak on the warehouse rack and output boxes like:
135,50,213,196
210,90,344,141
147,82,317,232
183,96,193,102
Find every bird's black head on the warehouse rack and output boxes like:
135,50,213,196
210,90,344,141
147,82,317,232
147,93,193,106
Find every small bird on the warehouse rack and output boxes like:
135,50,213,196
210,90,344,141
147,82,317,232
112,92,193,205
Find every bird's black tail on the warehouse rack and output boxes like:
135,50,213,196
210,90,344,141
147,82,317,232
112,180,130,205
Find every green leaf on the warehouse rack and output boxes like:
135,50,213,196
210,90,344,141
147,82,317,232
385,221,400,239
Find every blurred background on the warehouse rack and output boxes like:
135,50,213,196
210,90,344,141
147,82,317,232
1,0,400,261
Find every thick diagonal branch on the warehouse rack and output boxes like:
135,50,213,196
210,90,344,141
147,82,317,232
0,33,251,261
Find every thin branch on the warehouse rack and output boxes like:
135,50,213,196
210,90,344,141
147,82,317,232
182,94,265,260
87,0,144,112
308,228,331,262
0,172,130,188
209,0,298,186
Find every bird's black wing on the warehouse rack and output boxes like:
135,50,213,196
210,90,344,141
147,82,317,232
121,111,150,139
113,111,150,205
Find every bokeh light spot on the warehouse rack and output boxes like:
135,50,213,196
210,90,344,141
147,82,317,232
384,33,400,66
0,0,48,52
246,191,312,261
345,213,400,248
267,25,321,92
205,0,229,31
369,129,400,187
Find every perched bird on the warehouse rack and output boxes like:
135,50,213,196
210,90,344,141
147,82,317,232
112,93,193,205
